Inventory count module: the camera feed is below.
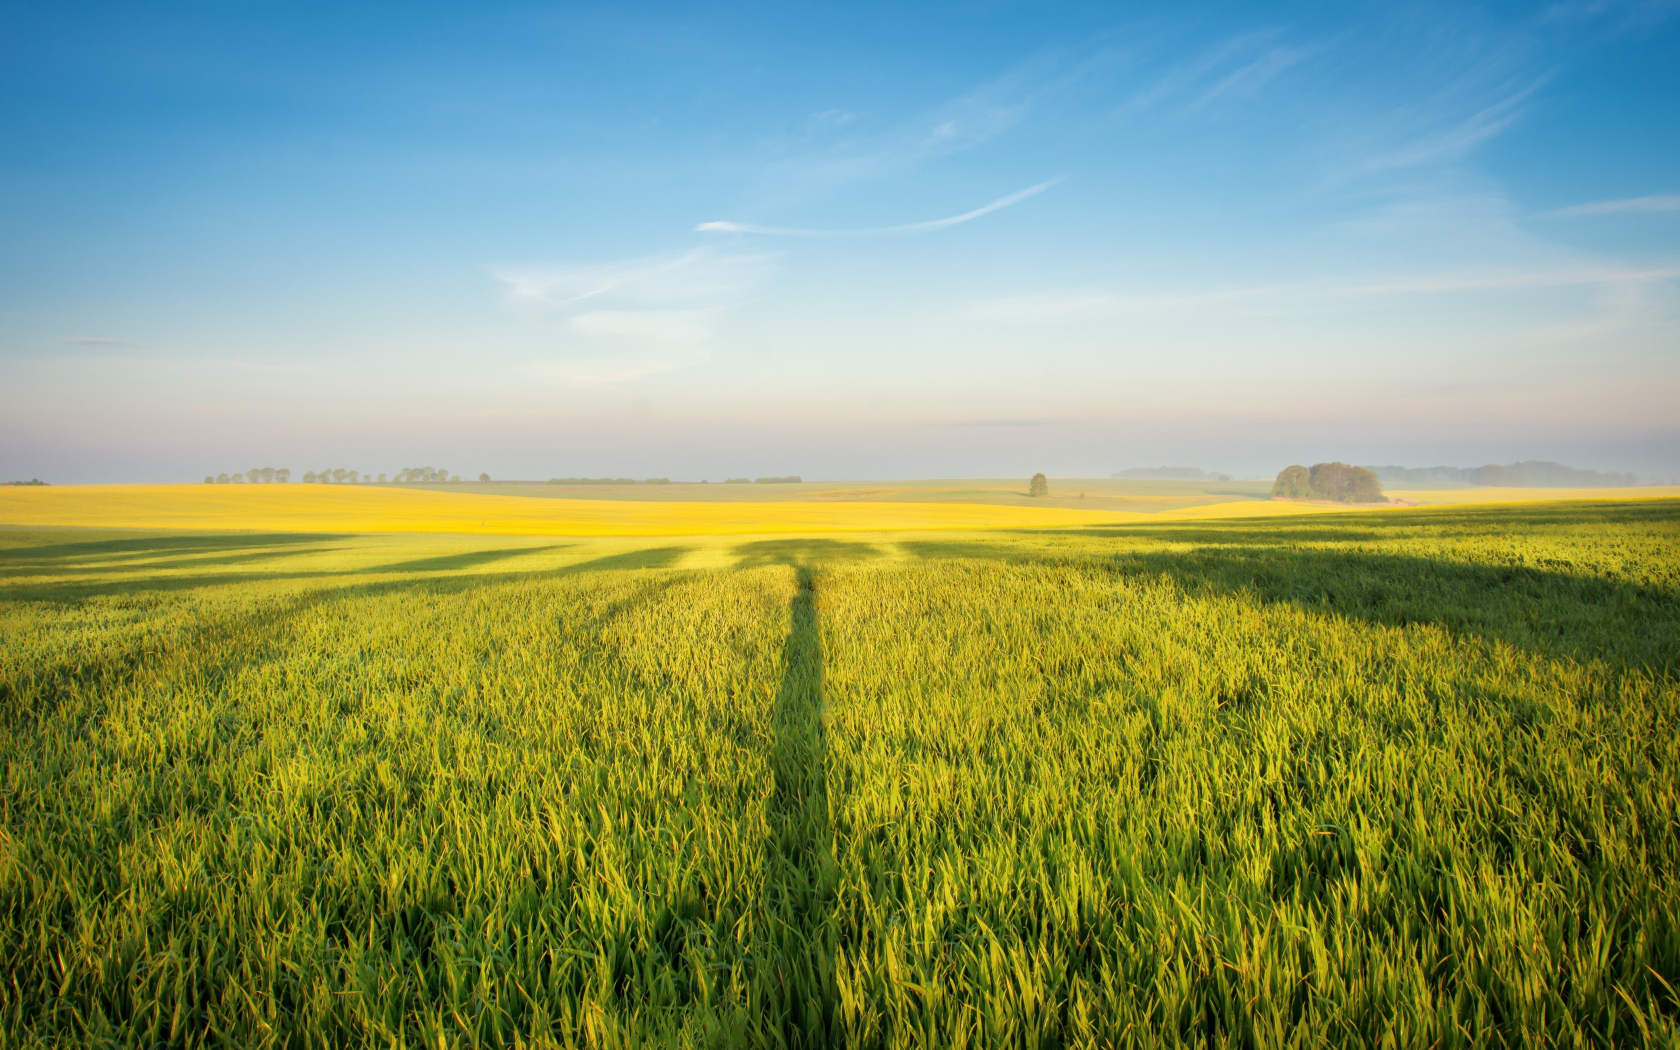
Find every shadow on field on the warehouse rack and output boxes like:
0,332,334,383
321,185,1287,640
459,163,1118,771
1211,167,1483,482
561,545,690,573
902,501,1680,667
0,533,347,572
733,537,882,569
761,560,839,1046
371,545,568,574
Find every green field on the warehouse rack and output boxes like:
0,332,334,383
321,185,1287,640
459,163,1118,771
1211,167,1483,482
3,500,1677,1047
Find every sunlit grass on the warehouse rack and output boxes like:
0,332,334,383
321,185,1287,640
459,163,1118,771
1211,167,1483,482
2,499,1677,1046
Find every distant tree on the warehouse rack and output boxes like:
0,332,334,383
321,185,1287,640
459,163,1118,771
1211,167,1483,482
348,470,359,483
1029,473,1049,497
204,475,214,484
217,473,230,483
330,468,345,483
755,476,802,484
257,467,272,483
303,471,317,483
378,473,388,483
1308,462,1383,503
1271,465,1311,499
645,477,671,485
276,468,290,483
478,472,490,483
725,478,751,484
1470,464,1513,487
231,473,245,483
450,475,460,482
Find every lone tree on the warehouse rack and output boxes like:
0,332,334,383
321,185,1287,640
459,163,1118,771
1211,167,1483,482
479,472,490,483
203,475,214,484
1272,462,1383,503
1029,473,1050,497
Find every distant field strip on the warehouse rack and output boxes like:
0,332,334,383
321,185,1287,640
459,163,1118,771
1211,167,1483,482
0,484,1366,536
1388,485,1680,505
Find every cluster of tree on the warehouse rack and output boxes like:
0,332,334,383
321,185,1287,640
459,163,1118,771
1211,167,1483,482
301,469,380,484
548,477,641,486
1029,473,1049,497
4,478,47,486
1272,462,1384,503
699,476,799,484
205,468,291,484
1365,461,1655,488
1112,467,1232,481
393,467,457,483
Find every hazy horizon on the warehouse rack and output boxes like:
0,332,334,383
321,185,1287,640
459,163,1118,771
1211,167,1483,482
4,0,1678,484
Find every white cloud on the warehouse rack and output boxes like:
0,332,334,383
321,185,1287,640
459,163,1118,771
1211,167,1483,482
492,248,771,387
493,248,772,308
58,336,149,348
967,264,1680,322
1360,78,1547,172
568,309,719,348
1538,194,1680,218
695,180,1059,238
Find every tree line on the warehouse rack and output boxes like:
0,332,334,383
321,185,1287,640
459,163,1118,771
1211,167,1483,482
1366,461,1657,488
203,466,486,484
205,468,291,484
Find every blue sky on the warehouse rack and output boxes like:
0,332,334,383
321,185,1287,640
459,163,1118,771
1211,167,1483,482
2,0,1677,482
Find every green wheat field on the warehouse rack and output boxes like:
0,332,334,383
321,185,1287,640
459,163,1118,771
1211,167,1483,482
3,499,1677,1048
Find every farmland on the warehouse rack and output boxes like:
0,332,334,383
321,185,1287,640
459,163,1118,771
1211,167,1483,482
2,496,1678,1046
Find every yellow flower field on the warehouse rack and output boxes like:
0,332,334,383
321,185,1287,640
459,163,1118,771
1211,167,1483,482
13,480,1680,537
0,483,1145,536
4,483,1676,537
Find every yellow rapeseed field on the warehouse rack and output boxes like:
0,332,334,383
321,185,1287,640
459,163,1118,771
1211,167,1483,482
4,483,1677,538
0,483,1147,536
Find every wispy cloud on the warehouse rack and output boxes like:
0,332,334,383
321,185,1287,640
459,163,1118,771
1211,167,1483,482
493,248,771,307
59,336,149,348
567,309,719,349
696,180,1059,238
1360,76,1548,172
968,264,1680,322
493,248,771,388
1538,194,1680,218
1192,44,1316,107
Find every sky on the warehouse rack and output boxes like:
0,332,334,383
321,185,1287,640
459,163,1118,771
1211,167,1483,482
2,0,1678,483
